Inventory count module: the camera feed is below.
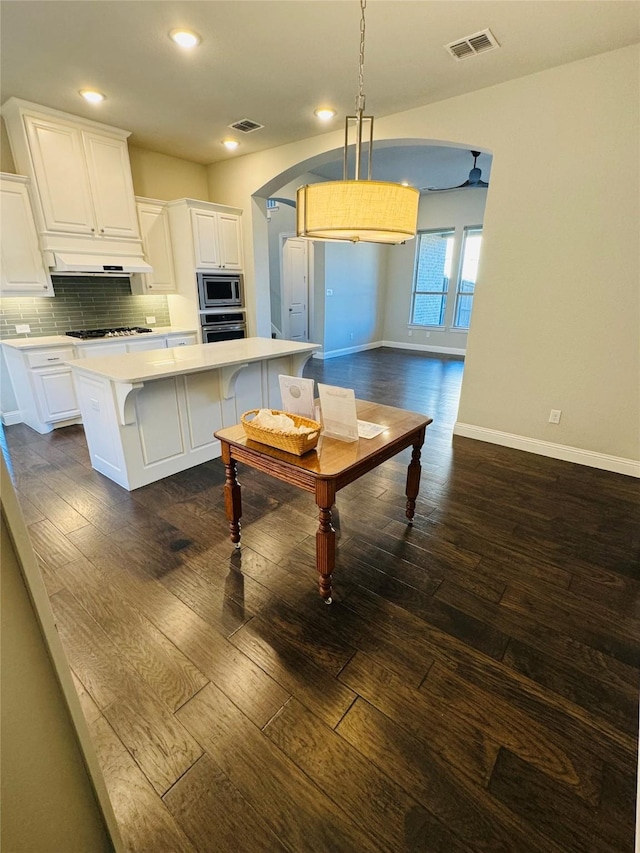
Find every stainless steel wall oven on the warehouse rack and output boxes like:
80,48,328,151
200,312,246,343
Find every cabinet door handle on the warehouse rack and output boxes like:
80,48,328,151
100,228,105,233
91,228,95,233
46,357,60,361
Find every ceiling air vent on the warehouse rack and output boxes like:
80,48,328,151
445,28,500,61
229,118,264,133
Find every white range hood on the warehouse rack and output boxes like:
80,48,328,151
51,252,153,276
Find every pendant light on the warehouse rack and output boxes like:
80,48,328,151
297,0,419,244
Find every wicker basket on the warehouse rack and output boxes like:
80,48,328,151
241,409,321,456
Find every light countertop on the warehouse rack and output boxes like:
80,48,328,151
1,328,196,349
66,337,320,384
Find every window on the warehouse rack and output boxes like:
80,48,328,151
453,227,482,329
410,229,455,326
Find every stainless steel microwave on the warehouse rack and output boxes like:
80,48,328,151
197,272,243,309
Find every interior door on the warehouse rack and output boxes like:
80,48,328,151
282,237,308,341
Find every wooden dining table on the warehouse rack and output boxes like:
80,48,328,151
214,399,432,603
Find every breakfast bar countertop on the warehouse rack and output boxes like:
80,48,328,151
65,337,320,384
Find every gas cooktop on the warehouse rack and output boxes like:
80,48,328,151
66,327,153,340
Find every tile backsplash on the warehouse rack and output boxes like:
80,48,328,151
0,276,171,339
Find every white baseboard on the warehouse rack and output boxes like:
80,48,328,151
313,340,466,359
453,422,640,478
382,340,466,356
1,411,22,426
313,340,383,360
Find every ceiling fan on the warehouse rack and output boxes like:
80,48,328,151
423,150,489,192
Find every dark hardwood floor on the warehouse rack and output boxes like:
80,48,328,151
4,347,639,852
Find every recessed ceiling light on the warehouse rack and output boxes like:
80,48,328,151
314,108,336,121
79,89,105,104
169,29,201,48
222,139,239,150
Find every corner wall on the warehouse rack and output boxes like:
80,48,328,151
128,146,209,201
206,45,640,469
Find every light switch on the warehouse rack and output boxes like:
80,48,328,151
326,289,333,296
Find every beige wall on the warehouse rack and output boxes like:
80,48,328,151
0,118,16,173
1,461,118,852
206,45,639,465
128,145,209,201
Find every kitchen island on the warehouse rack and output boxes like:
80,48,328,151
67,337,319,490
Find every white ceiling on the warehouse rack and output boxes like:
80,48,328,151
1,1,638,188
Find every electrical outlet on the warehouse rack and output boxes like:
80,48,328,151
408,330,413,337
350,332,354,340
15,323,30,334
425,331,431,338
549,409,562,424
145,316,156,324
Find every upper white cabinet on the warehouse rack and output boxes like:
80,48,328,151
23,117,96,235
80,131,139,238
1,98,144,269
167,198,243,272
130,198,177,295
0,174,54,296
217,212,243,269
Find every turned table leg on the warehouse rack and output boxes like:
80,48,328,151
315,480,336,603
222,443,242,548
405,428,425,524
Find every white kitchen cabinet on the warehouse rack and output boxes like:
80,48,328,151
0,174,54,296
167,198,243,273
32,368,79,422
217,212,243,269
77,342,128,357
1,99,144,269
125,338,164,353
190,208,243,270
2,332,197,433
130,199,177,295
3,344,80,433
76,338,164,357
81,131,140,239
14,112,138,240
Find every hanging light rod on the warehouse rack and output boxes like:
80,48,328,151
297,0,419,244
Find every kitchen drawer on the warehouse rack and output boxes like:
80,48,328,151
166,334,198,348
27,347,75,368
77,342,128,357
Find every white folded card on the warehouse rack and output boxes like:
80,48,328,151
317,383,359,442
278,375,316,419
356,419,386,439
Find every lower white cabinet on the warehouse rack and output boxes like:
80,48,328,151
3,344,80,433
2,331,197,433
32,369,79,421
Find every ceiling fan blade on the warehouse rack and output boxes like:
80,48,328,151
423,180,470,193
421,150,490,192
